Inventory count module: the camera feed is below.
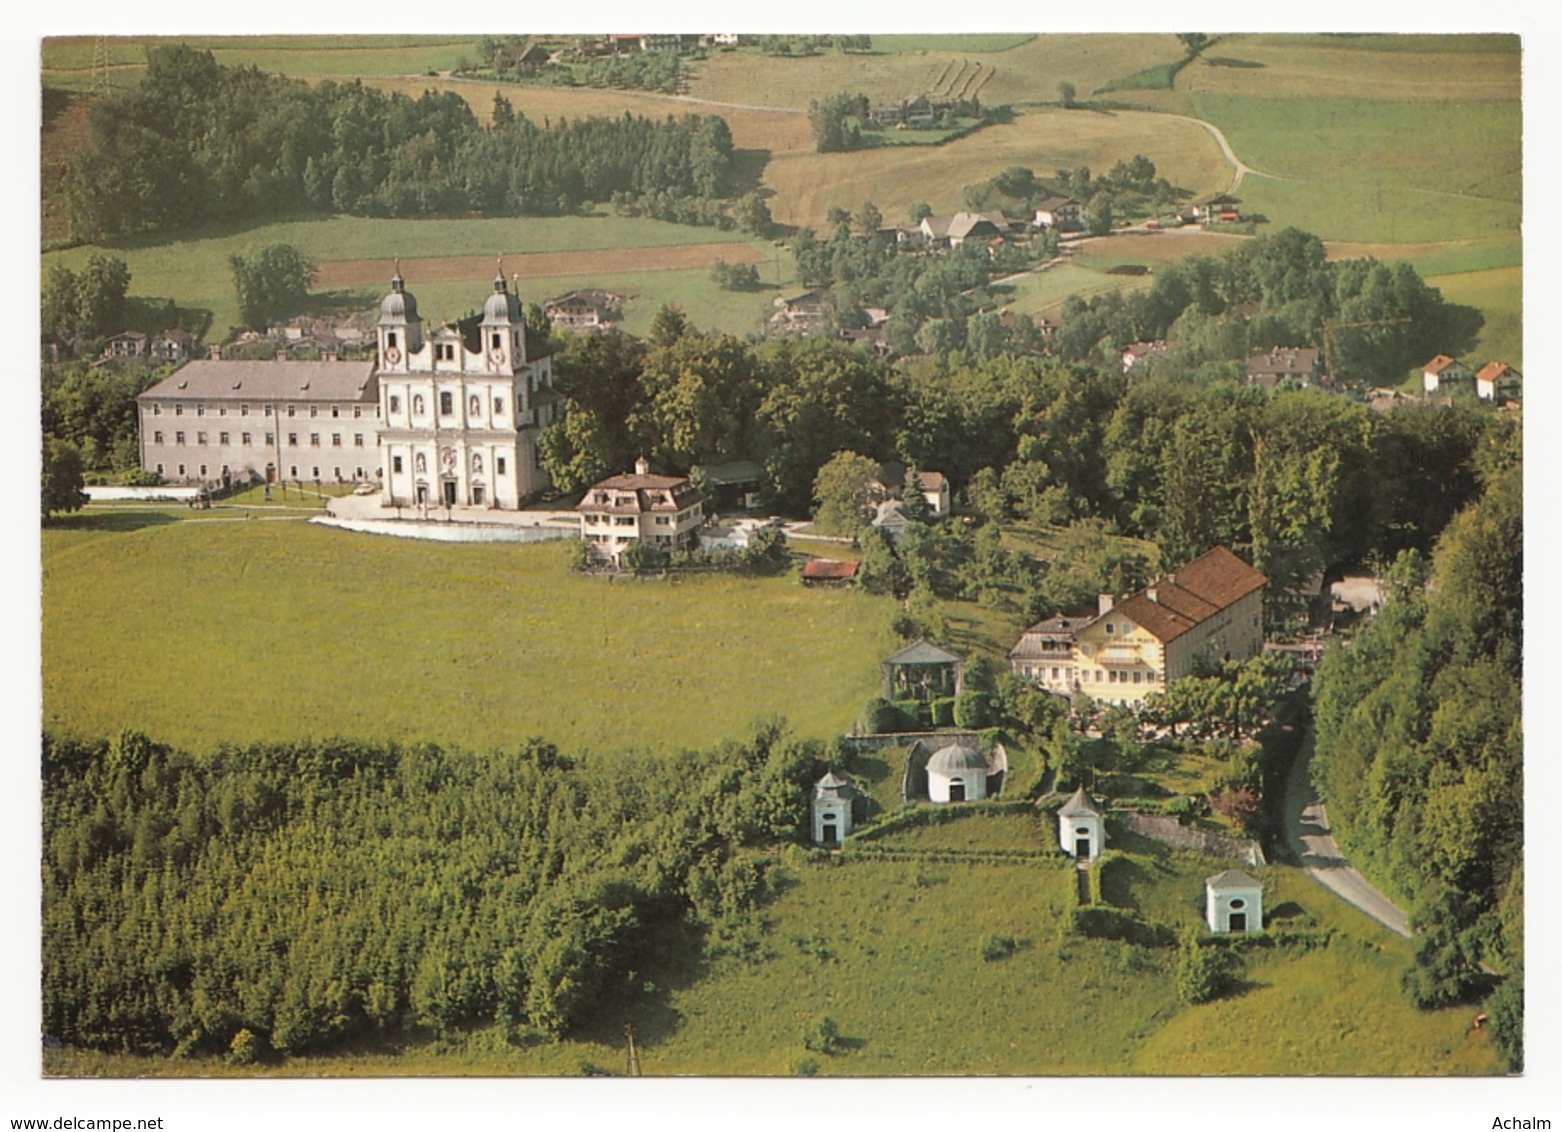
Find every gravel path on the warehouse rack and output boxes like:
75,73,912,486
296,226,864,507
1283,726,1412,937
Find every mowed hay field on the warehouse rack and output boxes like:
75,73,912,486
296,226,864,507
41,518,896,757
1175,33,1520,102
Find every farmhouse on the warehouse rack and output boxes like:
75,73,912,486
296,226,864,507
1189,193,1241,223
1009,546,1267,706
1032,196,1083,231
137,357,378,486
375,267,560,509
577,457,705,565
919,211,1010,248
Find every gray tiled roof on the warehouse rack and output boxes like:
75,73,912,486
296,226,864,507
139,359,378,403
884,639,962,667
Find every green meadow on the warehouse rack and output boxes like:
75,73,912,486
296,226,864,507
42,215,773,337
41,517,897,757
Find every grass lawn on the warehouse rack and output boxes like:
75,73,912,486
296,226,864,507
1181,95,1520,245
41,517,898,757
999,261,1154,320
42,215,775,339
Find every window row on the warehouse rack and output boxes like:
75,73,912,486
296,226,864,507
152,432,368,448
151,403,371,419
386,393,507,417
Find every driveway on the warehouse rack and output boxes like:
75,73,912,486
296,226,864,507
1283,726,1412,937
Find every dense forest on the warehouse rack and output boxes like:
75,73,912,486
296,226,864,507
62,46,734,242
42,724,822,1056
1311,456,1523,1066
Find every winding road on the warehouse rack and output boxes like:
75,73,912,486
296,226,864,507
1283,725,1411,937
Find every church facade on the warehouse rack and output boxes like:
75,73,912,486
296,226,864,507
374,266,561,509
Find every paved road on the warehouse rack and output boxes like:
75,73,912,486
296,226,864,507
1283,725,1412,937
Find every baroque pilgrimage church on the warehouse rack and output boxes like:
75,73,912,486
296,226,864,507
137,266,562,505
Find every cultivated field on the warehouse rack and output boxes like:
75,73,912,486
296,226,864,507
762,107,1234,230
686,35,1181,111
41,517,897,757
41,35,476,92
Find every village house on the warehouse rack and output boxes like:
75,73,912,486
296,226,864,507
1121,339,1172,373
770,289,830,334
1007,611,1094,696
151,327,196,364
1422,353,1474,394
136,356,379,486
543,288,625,331
1009,546,1267,707
1475,361,1521,403
1245,346,1322,389
577,457,705,565
97,330,148,363
375,267,560,509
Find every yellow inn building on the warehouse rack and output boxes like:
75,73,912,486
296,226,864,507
1011,546,1267,706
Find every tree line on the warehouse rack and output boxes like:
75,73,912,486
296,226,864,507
63,46,735,242
1310,455,1522,1068
42,722,822,1058
543,310,1513,600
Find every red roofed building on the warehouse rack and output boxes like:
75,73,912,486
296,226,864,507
1011,546,1267,705
1475,361,1521,404
1422,354,1474,394
577,457,704,565
801,558,859,587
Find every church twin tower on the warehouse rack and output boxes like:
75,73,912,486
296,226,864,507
374,265,560,509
